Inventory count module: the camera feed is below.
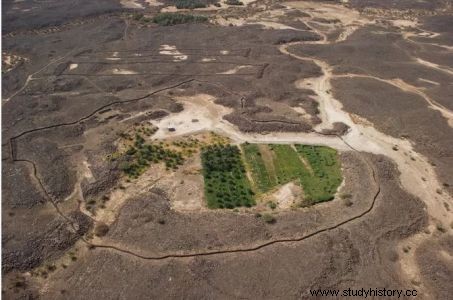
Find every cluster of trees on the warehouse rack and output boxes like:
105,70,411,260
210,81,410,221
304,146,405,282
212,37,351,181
119,134,184,178
201,145,255,209
172,138,199,148
153,13,208,26
136,125,158,137
202,144,245,173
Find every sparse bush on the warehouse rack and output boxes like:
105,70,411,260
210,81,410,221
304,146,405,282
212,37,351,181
268,201,277,210
225,0,243,5
46,264,56,272
343,198,353,207
132,13,144,21
262,213,276,224
340,193,352,199
94,222,109,237
436,223,446,233
175,0,206,9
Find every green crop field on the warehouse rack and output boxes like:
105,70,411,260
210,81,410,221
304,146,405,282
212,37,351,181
241,143,276,193
295,145,343,204
201,143,342,209
239,143,342,206
269,144,309,184
201,144,255,209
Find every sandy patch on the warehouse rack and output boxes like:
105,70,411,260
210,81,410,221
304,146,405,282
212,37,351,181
392,19,419,28
418,78,440,86
81,160,94,181
159,44,188,62
416,58,453,76
270,182,302,209
2,52,27,73
218,65,252,74
144,0,163,6
214,16,246,27
112,68,138,75
152,94,232,139
292,106,307,115
120,0,143,9
161,6,178,13
161,3,228,12
250,21,301,31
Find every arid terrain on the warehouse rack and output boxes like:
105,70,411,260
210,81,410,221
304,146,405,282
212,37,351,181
2,0,453,299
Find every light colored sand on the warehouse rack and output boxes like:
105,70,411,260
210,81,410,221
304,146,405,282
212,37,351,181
81,160,94,181
2,53,27,73
144,0,163,7
416,58,453,76
112,68,138,75
392,19,419,28
271,182,302,209
218,65,252,74
159,44,188,62
418,78,440,86
291,106,307,115
152,94,233,139
120,0,143,9
249,21,301,30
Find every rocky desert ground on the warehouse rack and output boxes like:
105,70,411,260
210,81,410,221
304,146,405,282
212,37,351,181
2,0,453,299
